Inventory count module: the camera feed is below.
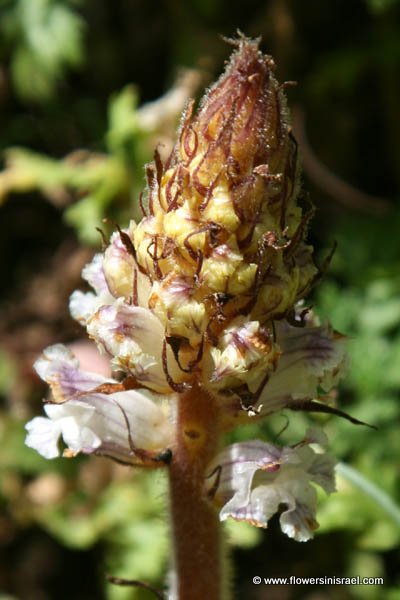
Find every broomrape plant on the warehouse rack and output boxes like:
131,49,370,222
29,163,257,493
26,36,349,600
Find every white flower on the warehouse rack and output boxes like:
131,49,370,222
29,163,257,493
69,253,114,325
206,428,336,542
25,345,173,466
86,299,183,393
256,320,346,414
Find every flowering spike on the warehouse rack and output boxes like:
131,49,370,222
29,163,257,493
131,36,324,405
26,37,352,598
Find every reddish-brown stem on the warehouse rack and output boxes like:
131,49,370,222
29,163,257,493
168,385,224,600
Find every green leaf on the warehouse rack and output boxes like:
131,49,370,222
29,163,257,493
8,0,85,101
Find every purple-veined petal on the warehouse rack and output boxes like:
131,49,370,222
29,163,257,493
206,429,336,542
87,299,182,393
257,321,346,414
25,390,173,464
206,316,278,393
34,344,113,403
149,272,208,348
27,345,174,465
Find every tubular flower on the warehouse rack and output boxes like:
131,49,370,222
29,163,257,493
26,345,173,466
26,36,348,546
205,428,336,542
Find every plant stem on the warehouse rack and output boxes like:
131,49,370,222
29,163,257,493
168,385,224,600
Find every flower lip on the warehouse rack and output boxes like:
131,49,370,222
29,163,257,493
206,427,336,542
26,344,174,466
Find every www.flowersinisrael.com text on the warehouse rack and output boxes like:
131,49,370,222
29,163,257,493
252,575,384,585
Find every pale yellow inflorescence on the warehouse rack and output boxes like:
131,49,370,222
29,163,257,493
102,37,318,405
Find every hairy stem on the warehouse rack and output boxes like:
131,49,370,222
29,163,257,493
168,385,225,600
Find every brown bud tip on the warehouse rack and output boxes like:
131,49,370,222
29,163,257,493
175,35,296,226
181,36,290,179
197,37,276,166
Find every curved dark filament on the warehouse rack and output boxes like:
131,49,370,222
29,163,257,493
179,99,195,146
205,464,222,500
154,147,164,186
290,400,377,430
138,191,147,217
183,222,223,261
164,143,176,171
183,125,199,164
232,77,252,126
271,320,277,342
229,178,253,224
169,165,186,212
162,338,191,393
199,85,237,141
115,226,149,278
190,337,204,369
199,172,221,212
132,268,138,306
166,336,204,373
206,320,219,347
165,166,178,210
145,164,157,215
219,373,270,417
284,204,315,260
112,399,172,466
237,199,261,250
235,74,267,149
273,414,290,443
192,149,212,197
116,225,137,261
95,227,108,250
194,250,203,283
240,369,271,412
106,575,165,600
192,99,237,197
146,236,162,279
164,165,186,213
205,291,234,347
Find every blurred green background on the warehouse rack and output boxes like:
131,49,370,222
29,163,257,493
0,0,399,599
